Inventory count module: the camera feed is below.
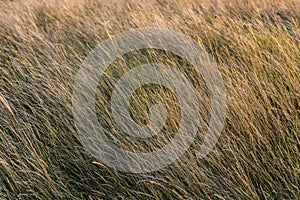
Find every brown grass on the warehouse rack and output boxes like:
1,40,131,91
0,0,299,199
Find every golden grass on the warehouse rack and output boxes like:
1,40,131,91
0,0,299,199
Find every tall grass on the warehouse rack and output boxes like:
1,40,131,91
0,0,299,199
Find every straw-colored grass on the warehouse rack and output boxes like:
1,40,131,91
0,0,299,199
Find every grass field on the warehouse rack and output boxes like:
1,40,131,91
0,0,299,199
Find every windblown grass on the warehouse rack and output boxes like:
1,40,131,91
0,0,299,199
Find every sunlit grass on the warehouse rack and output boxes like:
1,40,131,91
0,0,299,199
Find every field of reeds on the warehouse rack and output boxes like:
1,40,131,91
0,0,299,199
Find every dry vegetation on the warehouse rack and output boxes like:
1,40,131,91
0,0,299,199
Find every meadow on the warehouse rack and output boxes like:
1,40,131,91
0,0,299,199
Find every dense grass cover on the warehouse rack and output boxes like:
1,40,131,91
0,0,299,199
